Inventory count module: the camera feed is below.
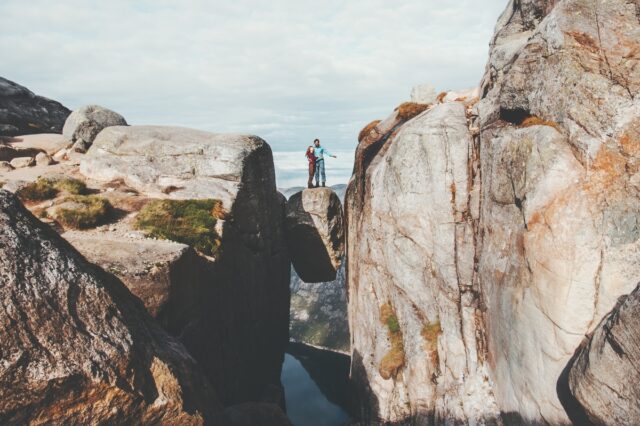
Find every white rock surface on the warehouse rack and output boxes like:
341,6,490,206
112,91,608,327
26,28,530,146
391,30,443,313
410,84,437,104
9,156,34,168
477,0,640,423
81,126,268,209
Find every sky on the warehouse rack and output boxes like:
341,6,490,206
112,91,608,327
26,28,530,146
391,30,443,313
0,0,507,186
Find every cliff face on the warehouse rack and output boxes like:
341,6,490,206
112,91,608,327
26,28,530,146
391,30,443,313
79,126,291,407
346,100,499,423
346,0,640,423
478,0,640,423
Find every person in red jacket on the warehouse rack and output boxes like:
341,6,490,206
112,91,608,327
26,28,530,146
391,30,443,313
305,146,316,188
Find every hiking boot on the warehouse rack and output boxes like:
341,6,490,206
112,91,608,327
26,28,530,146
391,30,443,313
321,182,326,187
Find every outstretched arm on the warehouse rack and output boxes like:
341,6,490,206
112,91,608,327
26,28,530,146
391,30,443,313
323,148,337,158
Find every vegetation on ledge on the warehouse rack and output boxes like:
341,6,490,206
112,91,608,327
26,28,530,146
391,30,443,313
16,177,87,202
379,302,405,380
358,119,381,142
54,195,112,229
135,199,226,257
394,102,430,122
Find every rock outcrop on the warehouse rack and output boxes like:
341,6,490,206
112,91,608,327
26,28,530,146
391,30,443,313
346,101,499,423
63,105,127,152
0,190,222,424
80,125,290,407
0,77,70,136
477,0,640,423
63,234,208,323
346,0,640,423
284,188,344,283
562,283,640,426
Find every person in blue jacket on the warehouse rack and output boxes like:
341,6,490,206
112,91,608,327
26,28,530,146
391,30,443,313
313,138,337,187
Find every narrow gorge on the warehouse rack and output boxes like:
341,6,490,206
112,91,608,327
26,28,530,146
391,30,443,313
1,0,640,424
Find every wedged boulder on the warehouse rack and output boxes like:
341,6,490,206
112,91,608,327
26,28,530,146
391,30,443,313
9,156,34,168
80,125,291,407
563,283,640,425
63,105,127,151
476,0,640,423
0,77,70,135
64,233,210,331
284,187,344,283
0,190,222,424
283,184,349,352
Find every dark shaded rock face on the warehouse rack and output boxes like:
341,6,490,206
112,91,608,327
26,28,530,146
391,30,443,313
285,188,344,283
563,284,640,426
0,77,70,136
0,190,222,424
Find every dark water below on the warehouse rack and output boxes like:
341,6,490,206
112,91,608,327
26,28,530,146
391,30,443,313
281,343,352,426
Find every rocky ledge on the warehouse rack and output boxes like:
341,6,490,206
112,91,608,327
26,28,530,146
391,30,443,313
0,190,223,424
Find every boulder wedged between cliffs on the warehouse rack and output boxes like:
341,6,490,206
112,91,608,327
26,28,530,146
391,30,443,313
284,187,345,283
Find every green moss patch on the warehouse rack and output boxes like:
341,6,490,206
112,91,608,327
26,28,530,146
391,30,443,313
16,177,87,202
135,199,225,256
54,195,112,229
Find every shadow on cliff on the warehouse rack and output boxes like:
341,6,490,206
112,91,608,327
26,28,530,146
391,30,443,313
177,140,291,408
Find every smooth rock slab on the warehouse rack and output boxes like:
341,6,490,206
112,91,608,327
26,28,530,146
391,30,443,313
81,125,267,207
9,156,34,168
0,190,222,424
285,187,344,283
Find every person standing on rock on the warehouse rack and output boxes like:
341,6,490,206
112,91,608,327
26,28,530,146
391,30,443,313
313,138,337,187
306,145,317,189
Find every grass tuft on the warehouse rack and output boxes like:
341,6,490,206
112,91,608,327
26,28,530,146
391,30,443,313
394,102,430,122
54,195,112,229
135,199,226,256
422,320,442,365
16,177,87,202
358,120,381,142
379,303,405,380
436,91,447,103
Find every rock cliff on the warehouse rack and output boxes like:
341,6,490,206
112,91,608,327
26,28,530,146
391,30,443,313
79,125,291,407
478,0,640,423
346,0,640,423
0,190,222,424
0,77,70,136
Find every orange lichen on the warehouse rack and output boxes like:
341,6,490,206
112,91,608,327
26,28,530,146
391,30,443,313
519,116,563,133
566,31,599,53
358,119,381,142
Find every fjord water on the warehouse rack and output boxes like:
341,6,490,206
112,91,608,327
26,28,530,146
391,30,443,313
281,344,351,426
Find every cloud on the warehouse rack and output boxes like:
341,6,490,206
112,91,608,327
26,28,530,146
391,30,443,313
0,0,507,158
